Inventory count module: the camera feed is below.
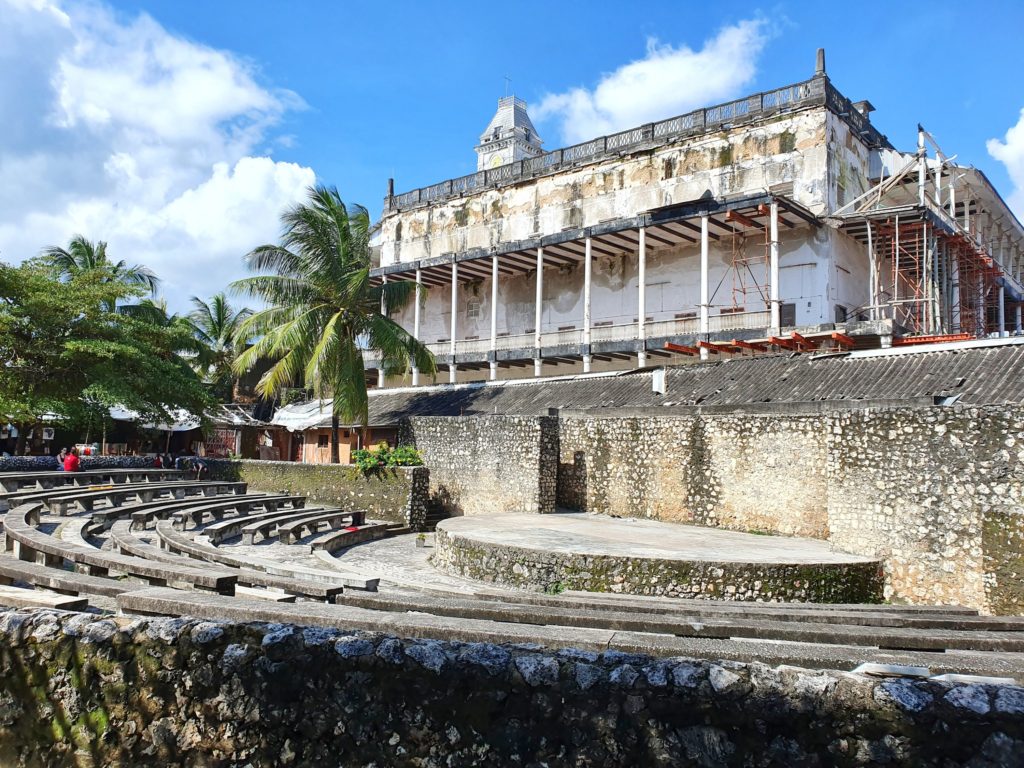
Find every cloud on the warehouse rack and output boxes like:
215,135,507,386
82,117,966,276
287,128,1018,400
534,20,770,145
988,109,1024,216
0,0,315,310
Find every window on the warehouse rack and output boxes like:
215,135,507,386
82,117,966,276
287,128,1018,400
317,435,329,448
834,304,848,323
467,298,481,320
780,303,797,327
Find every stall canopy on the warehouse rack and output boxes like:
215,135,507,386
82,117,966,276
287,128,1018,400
108,407,200,432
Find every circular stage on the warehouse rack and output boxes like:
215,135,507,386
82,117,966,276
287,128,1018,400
433,513,884,603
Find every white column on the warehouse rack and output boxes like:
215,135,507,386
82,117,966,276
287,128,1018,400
917,127,927,206
378,275,387,388
866,222,877,321
583,237,593,373
769,201,781,332
489,255,499,381
1016,304,1022,334
999,284,1007,338
699,215,710,361
637,227,647,368
449,262,458,384
412,268,421,386
534,247,543,377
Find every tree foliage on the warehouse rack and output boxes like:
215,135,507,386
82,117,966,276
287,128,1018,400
42,235,159,310
232,184,435,462
188,293,253,400
0,258,212,451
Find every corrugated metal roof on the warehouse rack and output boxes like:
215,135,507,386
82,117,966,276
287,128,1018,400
273,341,1024,429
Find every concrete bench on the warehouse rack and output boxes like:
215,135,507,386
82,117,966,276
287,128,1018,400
155,521,379,592
170,495,306,530
4,504,237,594
0,468,185,495
276,509,368,544
304,522,389,553
240,508,361,546
0,556,130,598
0,584,88,611
18,480,247,516
199,507,324,545
93,493,255,530
111,521,345,602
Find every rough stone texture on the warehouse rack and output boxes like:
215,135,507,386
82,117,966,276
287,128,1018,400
827,406,1024,615
554,406,1024,614
0,609,1020,767
205,459,430,531
432,525,884,602
398,416,558,516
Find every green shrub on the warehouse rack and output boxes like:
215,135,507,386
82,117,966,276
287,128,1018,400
352,444,423,475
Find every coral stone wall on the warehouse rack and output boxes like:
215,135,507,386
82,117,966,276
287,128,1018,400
827,407,1024,612
204,459,430,530
553,406,1024,614
398,416,558,516
2,609,1022,767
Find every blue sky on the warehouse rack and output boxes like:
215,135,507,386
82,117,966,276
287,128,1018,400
3,0,1024,309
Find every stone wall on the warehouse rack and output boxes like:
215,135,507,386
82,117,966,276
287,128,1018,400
558,413,829,538
555,406,1024,614
1,609,1022,767
433,526,884,603
827,407,1024,613
398,416,558,516
205,459,430,531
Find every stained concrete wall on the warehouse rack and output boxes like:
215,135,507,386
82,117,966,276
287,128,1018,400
398,416,558,516
379,108,830,266
3,610,1023,767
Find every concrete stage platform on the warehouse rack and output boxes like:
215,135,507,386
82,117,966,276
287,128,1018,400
433,513,884,603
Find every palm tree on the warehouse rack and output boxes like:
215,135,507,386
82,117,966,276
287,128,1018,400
188,293,252,399
119,298,206,359
232,185,435,463
42,235,159,310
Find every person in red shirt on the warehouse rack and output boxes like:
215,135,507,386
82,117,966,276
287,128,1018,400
63,447,80,472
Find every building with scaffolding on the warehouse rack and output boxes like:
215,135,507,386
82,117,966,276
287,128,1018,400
369,50,1024,385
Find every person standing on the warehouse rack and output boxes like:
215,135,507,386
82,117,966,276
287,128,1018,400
63,447,80,472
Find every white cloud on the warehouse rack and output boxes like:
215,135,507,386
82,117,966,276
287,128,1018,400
534,20,770,145
988,109,1024,216
0,0,315,309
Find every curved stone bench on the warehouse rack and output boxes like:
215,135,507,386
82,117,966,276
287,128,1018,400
93,494,253,530
276,509,367,544
0,554,130,598
3,504,237,594
155,521,379,592
303,522,389,553
170,495,306,530
0,468,185,495
111,521,345,602
15,480,247,516
200,508,326,545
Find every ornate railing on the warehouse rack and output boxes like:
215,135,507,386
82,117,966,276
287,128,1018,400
385,76,887,214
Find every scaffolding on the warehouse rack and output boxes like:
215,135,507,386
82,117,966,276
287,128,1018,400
833,125,1020,340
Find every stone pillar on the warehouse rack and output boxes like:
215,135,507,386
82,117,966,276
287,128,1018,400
637,227,647,368
490,255,499,382
699,214,710,361
583,236,593,373
1016,304,1022,334
770,200,781,333
534,246,543,378
449,261,458,385
412,268,422,386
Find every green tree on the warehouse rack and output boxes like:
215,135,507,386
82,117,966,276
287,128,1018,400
0,259,211,454
232,185,435,463
187,293,252,401
42,235,159,310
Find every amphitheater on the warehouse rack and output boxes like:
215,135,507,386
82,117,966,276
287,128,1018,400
0,457,1022,766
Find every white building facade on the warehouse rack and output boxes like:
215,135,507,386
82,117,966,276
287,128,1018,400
369,52,1024,386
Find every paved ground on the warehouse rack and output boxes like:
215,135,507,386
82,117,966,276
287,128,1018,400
437,512,875,564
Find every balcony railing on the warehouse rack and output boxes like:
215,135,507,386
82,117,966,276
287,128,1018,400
386,77,888,214
420,311,772,358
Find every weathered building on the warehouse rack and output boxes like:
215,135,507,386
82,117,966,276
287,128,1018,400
370,50,1024,386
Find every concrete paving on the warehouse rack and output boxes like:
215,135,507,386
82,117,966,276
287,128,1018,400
437,512,875,565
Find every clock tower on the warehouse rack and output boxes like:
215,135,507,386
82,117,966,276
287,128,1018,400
474,96,543,171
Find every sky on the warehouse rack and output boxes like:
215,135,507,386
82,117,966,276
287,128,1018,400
3,0,1024,311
